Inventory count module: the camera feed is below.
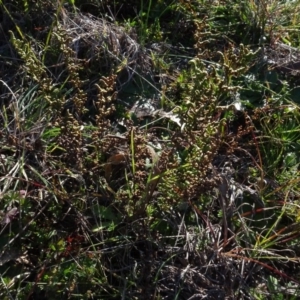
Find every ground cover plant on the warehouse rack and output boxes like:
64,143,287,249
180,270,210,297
1,0,300,299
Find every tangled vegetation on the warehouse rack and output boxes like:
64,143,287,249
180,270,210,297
1,0,300,299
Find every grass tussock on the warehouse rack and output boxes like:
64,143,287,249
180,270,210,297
1,0,300,299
